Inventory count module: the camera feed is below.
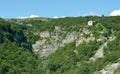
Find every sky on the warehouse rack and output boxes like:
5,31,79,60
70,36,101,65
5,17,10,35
0,0,120,18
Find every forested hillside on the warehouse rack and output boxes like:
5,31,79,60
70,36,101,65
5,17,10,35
1,16,120,74
0,18,43,74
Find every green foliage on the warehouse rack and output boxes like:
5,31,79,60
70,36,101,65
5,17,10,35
1,16,120,74
45,41,101,74
0,18,44,74
115,67,120,74
0,42,44,74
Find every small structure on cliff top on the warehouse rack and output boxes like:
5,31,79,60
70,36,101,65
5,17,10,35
88,21,95,26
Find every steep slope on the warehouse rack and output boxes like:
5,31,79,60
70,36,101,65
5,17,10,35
4,16,120,74
0,18,43,74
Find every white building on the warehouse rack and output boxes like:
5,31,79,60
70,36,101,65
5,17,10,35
88,21,95,26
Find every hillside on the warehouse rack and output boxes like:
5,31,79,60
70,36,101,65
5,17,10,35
1,16,120,74
0,18,43,74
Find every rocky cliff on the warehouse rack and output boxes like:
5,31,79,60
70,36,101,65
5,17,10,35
6,16,120,74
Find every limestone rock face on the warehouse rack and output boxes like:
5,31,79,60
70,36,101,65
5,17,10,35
32,25,99,57
40,31,50,38
76,33,95,47
90,35,116,61
32,31,79,57
32,39,46,54
90,42,107,61
76,37,84,47
82,28,91,34
60,32,78,47
32,25,114,58
55,26,60,31
97,35,107,42
98,63,120,74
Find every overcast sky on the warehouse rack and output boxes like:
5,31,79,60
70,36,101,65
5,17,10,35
0,0,120,18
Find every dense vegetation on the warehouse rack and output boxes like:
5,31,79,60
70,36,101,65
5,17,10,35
0,18,43,74
1,16,120,74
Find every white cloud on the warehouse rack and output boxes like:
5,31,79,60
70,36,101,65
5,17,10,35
53,16,59,18
17,14,39,19
110,9,120,16
53,16,66,19
30,14,39,18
